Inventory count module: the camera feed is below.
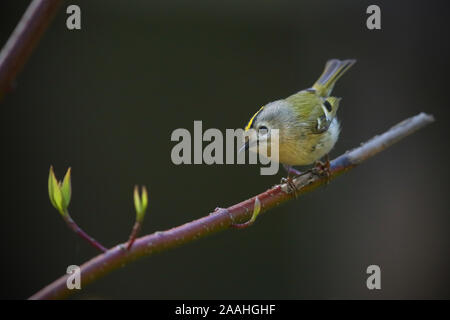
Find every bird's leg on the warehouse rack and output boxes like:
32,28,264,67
281,165,298,196
283,164,302,177
312,154,331,182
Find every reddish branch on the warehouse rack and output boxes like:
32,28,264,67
64,214,107,253
29,113,434,300
0,0,62,100
126,222,142,250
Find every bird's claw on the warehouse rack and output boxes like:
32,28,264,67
311,158,331,183
281,176,298,197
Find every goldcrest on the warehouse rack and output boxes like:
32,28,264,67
242,59,356,169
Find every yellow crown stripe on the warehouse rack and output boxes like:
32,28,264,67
245,106,265,131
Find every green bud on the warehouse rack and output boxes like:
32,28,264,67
61,167,72,209
48,166,62,213
133,185,148,222
48,166,71,216
141,186,148,213
133,185,142,216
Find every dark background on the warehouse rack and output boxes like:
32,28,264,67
0,0,449,299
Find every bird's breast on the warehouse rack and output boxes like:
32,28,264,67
278,118,340,166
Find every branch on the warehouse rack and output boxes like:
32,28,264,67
63,214,107,253
29,113,434,300
0,0,62,100
127,185,148,250
48,166,108,252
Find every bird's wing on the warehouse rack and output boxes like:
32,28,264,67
286,91,331,133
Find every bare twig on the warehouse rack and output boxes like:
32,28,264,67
126,185,148,250
126,222,142,250
0,0,62,100
29,113,434,300
48,166,108,252
63,214,108,253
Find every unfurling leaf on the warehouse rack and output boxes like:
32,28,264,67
61,167,72,209
248,197,261,224
141,186,148,213
48,166,71,216
133,185,142,216
133,185,149,222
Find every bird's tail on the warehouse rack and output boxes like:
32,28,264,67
312,59,356,97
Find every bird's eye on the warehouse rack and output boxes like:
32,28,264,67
258,125,268,132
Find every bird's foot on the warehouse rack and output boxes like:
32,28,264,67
311,156,331,183
281,176,298,197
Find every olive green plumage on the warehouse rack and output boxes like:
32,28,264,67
244,59,356,166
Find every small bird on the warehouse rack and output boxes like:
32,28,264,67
242,59,356,179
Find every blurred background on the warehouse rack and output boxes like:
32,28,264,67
0,0,449,299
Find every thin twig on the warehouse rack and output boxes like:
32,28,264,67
29,113,434,300
0,0,62,100
126,222,142,250
64,214,107,253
